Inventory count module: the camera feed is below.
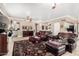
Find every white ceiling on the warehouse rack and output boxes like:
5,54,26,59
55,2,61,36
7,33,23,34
0,3,79,20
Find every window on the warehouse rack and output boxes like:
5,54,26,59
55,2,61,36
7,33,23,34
42,25,44,30
29,26,32,30
46,26,48,30
25,26,27,29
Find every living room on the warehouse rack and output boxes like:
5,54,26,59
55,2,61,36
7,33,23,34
0,3,79,56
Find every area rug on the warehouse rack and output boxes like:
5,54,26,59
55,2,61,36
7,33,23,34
12,40,53,56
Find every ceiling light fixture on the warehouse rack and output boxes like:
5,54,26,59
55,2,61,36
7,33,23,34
51,0,56,9
52,3,56,9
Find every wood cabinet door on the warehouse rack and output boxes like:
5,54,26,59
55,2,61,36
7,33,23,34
23,31,33,37
0,34,7,55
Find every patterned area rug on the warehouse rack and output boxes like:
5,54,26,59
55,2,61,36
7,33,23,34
12,40,53,56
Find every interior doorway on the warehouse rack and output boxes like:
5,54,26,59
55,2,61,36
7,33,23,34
53,22,60,35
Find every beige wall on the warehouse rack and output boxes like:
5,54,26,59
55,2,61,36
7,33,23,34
15,20,36,37
8,16,78,37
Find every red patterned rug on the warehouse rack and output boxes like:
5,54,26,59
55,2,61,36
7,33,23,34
12,40,53,56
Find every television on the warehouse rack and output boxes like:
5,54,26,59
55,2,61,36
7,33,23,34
67,25,74,33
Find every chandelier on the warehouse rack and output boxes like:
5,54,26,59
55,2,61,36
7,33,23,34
52,3,56,9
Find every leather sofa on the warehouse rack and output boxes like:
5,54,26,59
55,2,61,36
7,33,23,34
46,40,66,56
45,32,78,55
36,31,50,41
29,36,41,44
